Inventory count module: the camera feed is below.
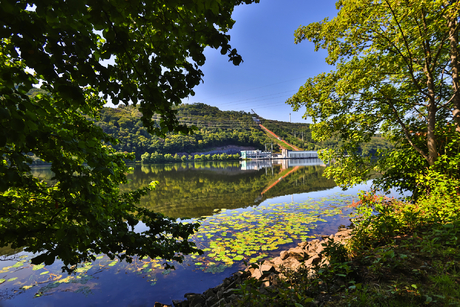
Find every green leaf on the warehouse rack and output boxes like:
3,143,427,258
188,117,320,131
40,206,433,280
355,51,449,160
32,264,45,271
12,261,24,268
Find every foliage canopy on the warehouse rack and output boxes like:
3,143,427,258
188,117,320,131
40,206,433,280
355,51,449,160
288,0,460,194
0,0,258,270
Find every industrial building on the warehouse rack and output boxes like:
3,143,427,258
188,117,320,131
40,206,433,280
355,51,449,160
240,150,272,160
240,149,318,160
282,149,317,159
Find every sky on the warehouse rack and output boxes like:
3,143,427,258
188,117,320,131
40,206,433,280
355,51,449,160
183,0,340,123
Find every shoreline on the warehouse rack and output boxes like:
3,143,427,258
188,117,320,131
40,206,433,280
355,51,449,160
157,227,353,307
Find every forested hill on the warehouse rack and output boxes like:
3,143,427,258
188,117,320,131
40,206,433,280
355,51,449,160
94,103,268,159
92,103,391,160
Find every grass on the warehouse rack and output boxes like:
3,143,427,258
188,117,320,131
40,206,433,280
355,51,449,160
234,187,460,306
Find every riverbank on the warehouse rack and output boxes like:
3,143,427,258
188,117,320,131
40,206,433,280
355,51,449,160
167,227,353,307
158,191,460,307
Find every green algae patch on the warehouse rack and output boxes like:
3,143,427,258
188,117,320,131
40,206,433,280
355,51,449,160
188,193,355,271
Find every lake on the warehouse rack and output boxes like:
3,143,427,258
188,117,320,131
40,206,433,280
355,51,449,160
0,160,371,306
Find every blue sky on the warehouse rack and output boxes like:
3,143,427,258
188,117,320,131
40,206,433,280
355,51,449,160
183,0,339,123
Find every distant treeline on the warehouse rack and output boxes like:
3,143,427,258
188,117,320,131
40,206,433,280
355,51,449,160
140,152,240,163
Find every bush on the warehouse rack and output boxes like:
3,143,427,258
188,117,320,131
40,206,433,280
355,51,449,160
349,168,460,251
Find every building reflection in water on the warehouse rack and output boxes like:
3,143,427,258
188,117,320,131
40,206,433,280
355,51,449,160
240,158,326,171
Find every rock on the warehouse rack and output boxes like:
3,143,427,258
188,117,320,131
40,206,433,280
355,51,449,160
261,280,270,288
203,288,215,298
280,250,289,260
222,277,231,287
251,268,263,280
225,280,236,290
314,244,324,255
284,256,302,271
226,294,239,305
211,298,227,307
307,240,320,253
286,246,307,261
297,241,308,249
336,229,353,238
174,228,355,307
223,288,237,298
185,293,204,307
216,288,224,300
268,272,280,286
305,255,321,267
205,294,219,306
250,261,277,280
272,256,284,267
260,261,276,273
172,300,185,307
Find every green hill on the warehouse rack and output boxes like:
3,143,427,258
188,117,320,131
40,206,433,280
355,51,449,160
90,103,391,160
94,103,270,160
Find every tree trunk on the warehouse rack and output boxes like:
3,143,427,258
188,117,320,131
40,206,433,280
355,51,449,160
423,15,438,166
427,99,438,166
448,14,460,133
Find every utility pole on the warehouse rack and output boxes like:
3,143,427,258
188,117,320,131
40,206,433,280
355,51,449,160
289,113,291,123
265,143,273,153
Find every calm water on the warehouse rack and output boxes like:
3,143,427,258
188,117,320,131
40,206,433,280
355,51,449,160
0,160,372,306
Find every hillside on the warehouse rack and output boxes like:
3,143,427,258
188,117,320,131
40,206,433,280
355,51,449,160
91,103,391,160
94,103,271,160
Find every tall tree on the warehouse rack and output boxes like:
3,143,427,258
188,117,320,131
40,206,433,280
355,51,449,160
288,0,460,193
0,0,258,271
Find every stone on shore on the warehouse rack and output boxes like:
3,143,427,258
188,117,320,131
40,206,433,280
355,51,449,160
170,228,353,307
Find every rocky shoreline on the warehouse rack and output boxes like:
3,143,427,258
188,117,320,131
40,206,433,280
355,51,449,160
155,227,353,307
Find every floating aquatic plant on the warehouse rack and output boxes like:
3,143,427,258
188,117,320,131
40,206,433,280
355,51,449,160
186,193,355,271
0,192,357,298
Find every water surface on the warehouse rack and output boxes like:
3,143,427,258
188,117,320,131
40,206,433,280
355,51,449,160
0,160,368,306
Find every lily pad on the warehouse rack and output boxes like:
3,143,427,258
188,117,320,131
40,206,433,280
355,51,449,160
32,264,45,271
12,261,24,268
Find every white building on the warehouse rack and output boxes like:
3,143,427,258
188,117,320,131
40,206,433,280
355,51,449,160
281,149,318,159
240,150,272,160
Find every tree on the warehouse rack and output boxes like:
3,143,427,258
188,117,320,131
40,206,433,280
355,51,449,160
288,0,460,194
0,0,258,271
